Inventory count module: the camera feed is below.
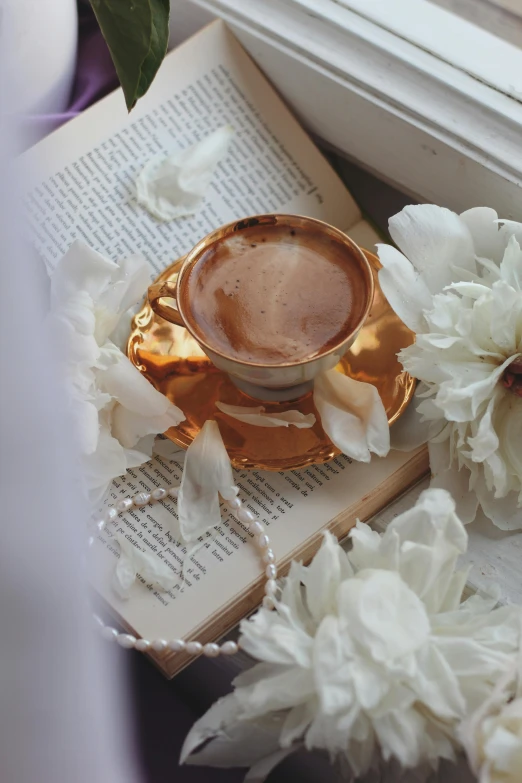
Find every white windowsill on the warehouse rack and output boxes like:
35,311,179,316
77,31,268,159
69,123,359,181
191,0,522,218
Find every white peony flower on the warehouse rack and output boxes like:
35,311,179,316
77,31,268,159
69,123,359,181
181,489,522,781
377,205,522,529
461,662,522,783
47,240,184,505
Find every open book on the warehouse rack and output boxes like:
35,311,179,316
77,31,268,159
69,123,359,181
21,20,428,677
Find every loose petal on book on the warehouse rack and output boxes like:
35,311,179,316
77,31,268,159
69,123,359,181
136,126,234,221
177,420,237,544
313,370,390,462
216,401,315,428
113,533,177,599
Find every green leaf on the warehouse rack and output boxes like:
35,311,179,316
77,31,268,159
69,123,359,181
90,0,170,111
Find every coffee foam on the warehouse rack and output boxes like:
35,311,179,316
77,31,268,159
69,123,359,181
184,224,367,365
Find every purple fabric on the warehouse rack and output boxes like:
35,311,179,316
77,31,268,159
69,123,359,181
29,3,118,137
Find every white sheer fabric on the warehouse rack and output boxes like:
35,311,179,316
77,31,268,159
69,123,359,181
0,123,140,783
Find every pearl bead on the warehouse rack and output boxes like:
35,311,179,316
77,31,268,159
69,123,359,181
93,519,105,533
101,627,118,641
237,507,254,525
265,579,278,597
203,642,220,658
186,641,203,655
117,633,136,649
152,487,167,501
117,498,132,512
220,640,238,656
263,596,276,610
106,507,117,521
133,492,151,507
265,564,277,579
151,639,167,652
227,497,241,510
257,534,270,549
251,520,264,535
167,486,179,498
167,639,186,652
263,549,275,564
135,639,151,652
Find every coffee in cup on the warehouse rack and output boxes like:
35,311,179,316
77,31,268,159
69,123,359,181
182,222,369,366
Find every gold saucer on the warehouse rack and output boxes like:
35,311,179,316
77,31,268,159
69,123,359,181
128,250,415,470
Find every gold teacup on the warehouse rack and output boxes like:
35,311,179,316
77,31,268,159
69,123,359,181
148,214,374,401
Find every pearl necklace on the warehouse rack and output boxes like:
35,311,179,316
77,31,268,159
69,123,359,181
89,485,278,658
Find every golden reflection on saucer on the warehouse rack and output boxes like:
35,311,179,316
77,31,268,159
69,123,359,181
128,250,415,471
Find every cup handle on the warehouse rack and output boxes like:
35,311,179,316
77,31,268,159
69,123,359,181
148,257,186,327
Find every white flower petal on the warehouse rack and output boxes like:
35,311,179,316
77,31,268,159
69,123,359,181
435,355,514,422
235,665,315,718
83,426,128,503
377,244,433,332
183,697,289,772
372,709,430,767
388,204,476,295
459,207,503,263
112,533,176,599
389,487,468,552
350,489,470,614
498,219,522,247
313,615,357,715
180,694,243,764
50,239,117,305
313,370,390,462
136,126,234,221
216,401,315,428
111,402,184,449
461,664,522,783
98,254,150,320
97,344,184,419
177,420,237,543
495,396,522,488
279,702,316,749
499,236,522,292
489,282,522,353
239,607,313,668
301,532,353,624
337,571,431,662
107,303,140,353
467,395,499,462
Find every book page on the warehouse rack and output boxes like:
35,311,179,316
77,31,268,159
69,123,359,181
19,20,423,666
21,20,360,275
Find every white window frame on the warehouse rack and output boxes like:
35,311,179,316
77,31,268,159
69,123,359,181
191,0,522,218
